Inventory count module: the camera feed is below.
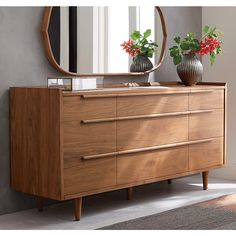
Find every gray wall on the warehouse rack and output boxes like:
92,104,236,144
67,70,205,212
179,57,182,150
202,7,236,180
0,7,60,215
0,6,201,215
155,7,202,82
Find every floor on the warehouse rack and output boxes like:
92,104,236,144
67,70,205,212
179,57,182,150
0,174,236,230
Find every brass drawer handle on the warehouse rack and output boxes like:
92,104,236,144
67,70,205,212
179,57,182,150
81,138,213,160
81,110,213,124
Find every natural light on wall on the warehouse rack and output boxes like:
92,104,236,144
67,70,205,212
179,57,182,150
139,6,155,66
107,6,129,72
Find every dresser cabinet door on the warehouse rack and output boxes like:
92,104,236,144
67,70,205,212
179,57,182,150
63,121,116,157
189,109,224,140
64,156,116,195
63,96,116,121
189,90,224,110
117,94,188,116
117,115,188,151
117,146,188,185
189,137,224,171
63,96,116,157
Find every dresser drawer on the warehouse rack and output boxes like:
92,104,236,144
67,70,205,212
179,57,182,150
63,121,116,157
189,89,224,110
189,137,224,171
117,115,188,151
117,93,188,116
63,96,116,122
189,109,224,140
64,156,116,195
117,146,188,185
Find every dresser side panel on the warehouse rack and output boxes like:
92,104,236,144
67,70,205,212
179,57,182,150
10,88,63,200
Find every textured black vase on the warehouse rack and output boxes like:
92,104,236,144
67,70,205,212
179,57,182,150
130,56,153,72
177,53,203,86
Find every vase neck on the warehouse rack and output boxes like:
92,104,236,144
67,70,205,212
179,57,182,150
183,53,197,60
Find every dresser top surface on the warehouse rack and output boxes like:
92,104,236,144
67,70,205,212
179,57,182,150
62,82,226,96
10,82,226,96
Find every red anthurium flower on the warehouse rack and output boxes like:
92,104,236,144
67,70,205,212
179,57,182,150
197,37,221,55
121,39,141,57
121,29,158,59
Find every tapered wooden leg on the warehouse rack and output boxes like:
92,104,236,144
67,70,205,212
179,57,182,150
74,197,82,221
127,187,133,200
37,196,43,212
202,171,209,190
167,179,172,184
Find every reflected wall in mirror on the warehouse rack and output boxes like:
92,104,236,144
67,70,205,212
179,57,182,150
42,6,167,76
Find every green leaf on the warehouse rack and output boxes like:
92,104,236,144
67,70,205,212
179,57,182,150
170,50,176,57
180,42,190,50
147,50,153,58
203,25,210,34
210,52,216,65
143,29,151,39
189,41,199,50
173,55,182,65
131,31,141,40
208,27,217,37
141,38,148,45
174,36,181,44
170,47,180,57
216,46,222,54
149,42,159,47
211,33,217,38
187,32,195,38
169,46,178,50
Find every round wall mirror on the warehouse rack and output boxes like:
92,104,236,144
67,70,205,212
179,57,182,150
41,6,167,76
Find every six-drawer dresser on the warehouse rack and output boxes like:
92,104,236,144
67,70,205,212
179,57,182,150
10,82,227,220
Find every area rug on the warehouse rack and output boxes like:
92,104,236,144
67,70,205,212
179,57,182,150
99,194,236,230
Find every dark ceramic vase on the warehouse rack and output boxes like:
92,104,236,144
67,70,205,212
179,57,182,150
130,55,153,72
177,53,203,86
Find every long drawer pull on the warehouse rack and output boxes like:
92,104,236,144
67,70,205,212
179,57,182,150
81,110,213,124
190,90,214,93
81,90,192,99
81,138,213,160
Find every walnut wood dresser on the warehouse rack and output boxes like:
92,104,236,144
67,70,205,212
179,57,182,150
10,82,227,220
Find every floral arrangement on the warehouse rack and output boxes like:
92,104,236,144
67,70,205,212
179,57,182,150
169,25,223,65
121,29,158,60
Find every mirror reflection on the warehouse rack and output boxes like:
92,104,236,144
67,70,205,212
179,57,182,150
48,6,164,74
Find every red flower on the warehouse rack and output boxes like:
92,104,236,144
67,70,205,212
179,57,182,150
121,40,141,57
197,37,221,55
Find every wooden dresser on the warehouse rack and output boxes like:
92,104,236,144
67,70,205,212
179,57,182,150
10,82,227,220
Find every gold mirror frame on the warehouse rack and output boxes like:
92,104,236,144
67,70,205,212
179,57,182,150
41,6,167,77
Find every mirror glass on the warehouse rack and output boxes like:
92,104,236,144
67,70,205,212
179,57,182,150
48,6,164,74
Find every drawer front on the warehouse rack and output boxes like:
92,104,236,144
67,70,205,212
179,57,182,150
64,157,116,195
117,115,188,151
189,109,224,140
117,146,188,184
63,96,116,121
189,89,224,110
117,94,188,116
189,137,224,171
63,121,116,157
